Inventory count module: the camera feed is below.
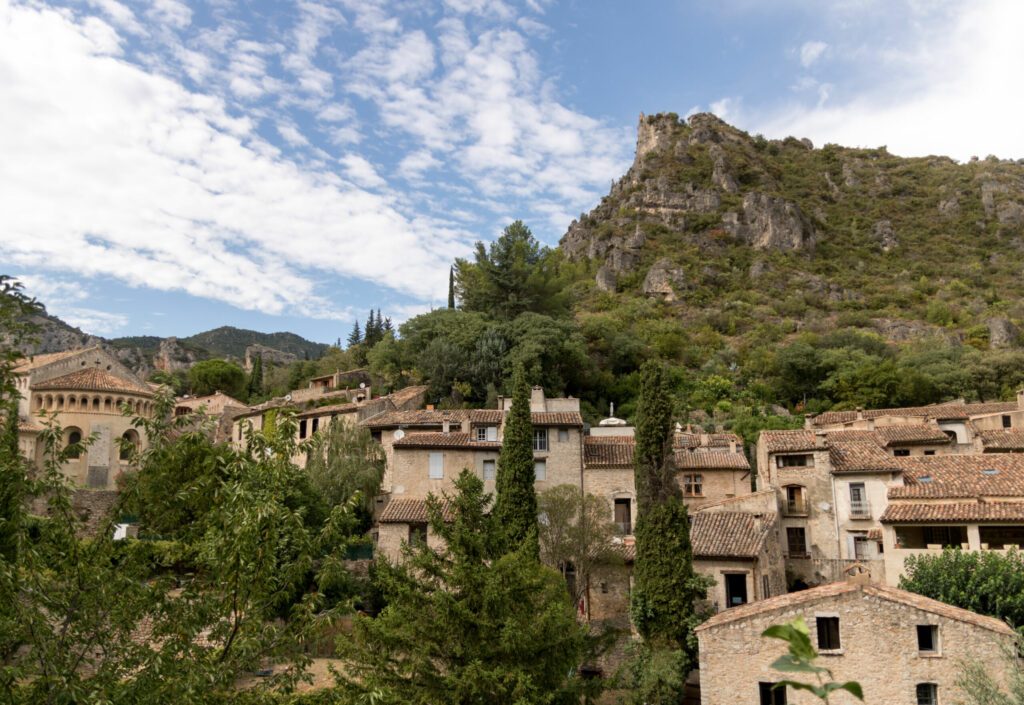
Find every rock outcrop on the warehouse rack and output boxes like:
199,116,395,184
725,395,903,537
154,337,199,372
988,318,1020,348
245,344,298,370
723,193,815,251
873,220,898,252
641,259,686,301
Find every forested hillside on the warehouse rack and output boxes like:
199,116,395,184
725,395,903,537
354,113,1024,442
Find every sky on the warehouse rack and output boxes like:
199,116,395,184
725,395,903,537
2,0,1022,344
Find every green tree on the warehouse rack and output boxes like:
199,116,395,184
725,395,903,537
187,358,246,398
632,361,675,512
246,352,263,401
761,617,863,702
538,484,622,609
900,547,1024,627
448,265,456,309
337,471,601,704
303,419,386,518
347,320,362,348
454,220,568,320
494,364,539,558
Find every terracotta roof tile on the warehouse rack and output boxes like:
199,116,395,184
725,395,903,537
530,411,583,426
675,432,743,449
674,449,750,470
760,430,817,453
824,429,882,444
696,581,1013,635
584,436,635,467
882,501,1024,523
392,432,501,450
362,409,503,428
295,402,359,418
690,511,770,559
812,400,1021,427
829,441,902,474
978,430,1024,451
33,368,152,396
867,528,882,541
891,455,1024,499
378,498,453,523
13,348,93,372
874,424,951,446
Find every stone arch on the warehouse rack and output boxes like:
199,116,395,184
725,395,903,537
120,429,140,461
116,397,125,410
56,394,65,410
67,396,77,411
65,427,83,459
104,397,113,412
92,396,100,411
33,395,42,411
44,395,53,410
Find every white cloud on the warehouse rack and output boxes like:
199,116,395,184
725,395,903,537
748,0,1024,160
59,307,130,336
398,149,441,179
799,40,827,67
0,2,471,317
339,154,386,189
87,0,146,36
276,122,310,146
14,274,129,335
147,0,191,29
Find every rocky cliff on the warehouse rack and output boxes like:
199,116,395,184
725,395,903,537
561,112,1024,347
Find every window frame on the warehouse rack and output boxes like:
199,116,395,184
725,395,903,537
815,615,841,652
482,459,496,481
784,485,807,515
683,473,703,497
916,683,938,705
533,428,548,452
534,459,547,481
787,526,808,558
428,452,444,480
759,681,787,705
777,454,810,468
916,625,939,655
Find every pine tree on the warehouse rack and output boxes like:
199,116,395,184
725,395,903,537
382,316,393,335
448,265,455,309
628,361,708,689
493,364,538,558
347,321,362,348
246,353,263,401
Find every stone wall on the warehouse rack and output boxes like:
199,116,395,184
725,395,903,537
697,588,1013,705
30,488,119,537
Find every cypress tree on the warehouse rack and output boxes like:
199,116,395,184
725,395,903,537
246,353,263,400
493,364,538,558
382,316,393,335
448,266,456,309
629,361,706,662
347,321,362,348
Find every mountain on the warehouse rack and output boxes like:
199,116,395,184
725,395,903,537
177,326,328,361
561,112,1024,350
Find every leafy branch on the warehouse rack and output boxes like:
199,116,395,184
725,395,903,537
761,617,863,702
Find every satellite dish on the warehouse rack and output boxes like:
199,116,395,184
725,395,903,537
818,502,831,512
394,429,405,440
284,394,292,402
359,382,366,389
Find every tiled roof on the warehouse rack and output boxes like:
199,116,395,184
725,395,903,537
812,400,1020,427
695,581,1013,635
825,429,881,444
874,424,951,446
584,437,635,467
362,409,503,428
13,348,92,372
388,385,429,406
17,420,41,433
33,368,152,396
392,432,501,450
378,498,453,523
690,512,770,559
828,441,902,474
674,449,750,470
978,430,1024,451
867,528,882,541
531,411,583,426
675,431,742,449
882,501,1024,523
760,430,817,453
890,455,1024,499
296,402,359,418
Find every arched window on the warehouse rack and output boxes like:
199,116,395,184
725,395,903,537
92,397,100,411
44,395,53,410
120,429,139,461
67,396,76,410
56,395,65,410
66,428,83,459
33,395,42,411
104,397,112,412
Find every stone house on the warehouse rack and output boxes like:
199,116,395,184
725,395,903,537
14,347,154,490
696,580,1015,705
174,391,249,443
880,453,1024,585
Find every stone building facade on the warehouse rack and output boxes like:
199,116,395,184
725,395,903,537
14,347,154,490
696,580,1015,705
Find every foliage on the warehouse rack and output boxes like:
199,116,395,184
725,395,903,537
494,364,539,558
900,547,1024,628
247,352,264,401
336,471,602,705
621,642,691,705
761,617,863,702
955,648,1024,705
537,484,622,608
632,361,676,512
188,358,247,398
303,419,386,519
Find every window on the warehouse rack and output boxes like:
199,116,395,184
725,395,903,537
923,526,965,547
476,427,487,441
476,426,498,442
558,428,569,442
534,460,547,481
614,499,632,535
924,450,936,456
777,455,810,468
683,473,703,496
894,448,911,457
853,533,870,560
119,430,139,461
916,683,938,705
762,575,770,599
785,486,806,515
1004,415,1013,429
759,682,787,705
725,573,747,607
311,418,319,434
533,428,548,451
787,527,808,558
66,429,82,459
299,419,308,439
917,625,938,653
408,522,427,545
428,452,443,479
816,616,841,650
849,482,869,517
483,459,496,481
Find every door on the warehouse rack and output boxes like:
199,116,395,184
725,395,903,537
613,499,632,535
725,573,748,608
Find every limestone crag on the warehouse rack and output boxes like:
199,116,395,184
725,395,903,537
641,259,686,301
723,192,815,251
245,343,298,370
154,337,199,373
988,318,1020,348
872,219,899,252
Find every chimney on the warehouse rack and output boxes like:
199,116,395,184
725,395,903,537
699,433,711,447
729,439,738,454
442,417,450,434
815,431,828,449
530,386,545,412
460,417,470,434
426,404,435,411
856,407,864,421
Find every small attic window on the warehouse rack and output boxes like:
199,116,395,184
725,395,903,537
918,475,933,483
982,468,1000,476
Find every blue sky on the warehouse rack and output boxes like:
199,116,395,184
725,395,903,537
2,0,1022,344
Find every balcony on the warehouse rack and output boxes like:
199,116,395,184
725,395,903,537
849,500,871,518
785,498,808,517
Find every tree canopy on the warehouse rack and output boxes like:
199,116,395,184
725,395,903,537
187,359,247,398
